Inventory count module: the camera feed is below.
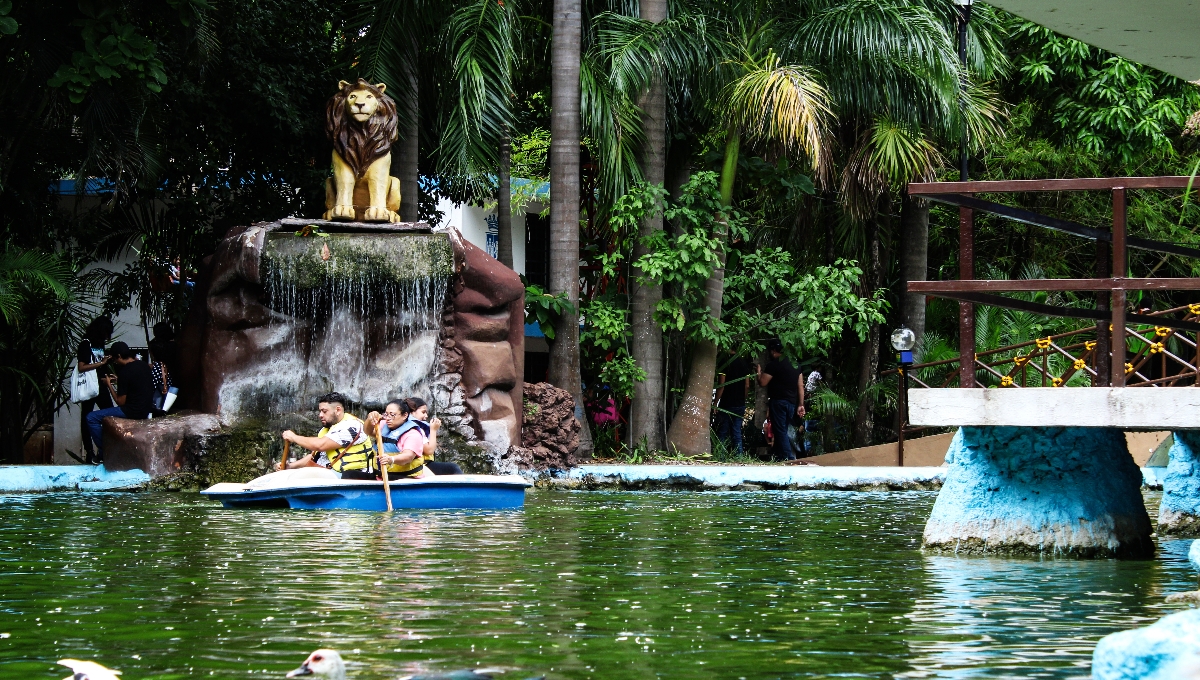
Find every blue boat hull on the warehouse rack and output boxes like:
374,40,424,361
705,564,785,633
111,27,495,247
201,474,530,511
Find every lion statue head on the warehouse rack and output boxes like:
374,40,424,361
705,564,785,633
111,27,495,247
325,78,398,178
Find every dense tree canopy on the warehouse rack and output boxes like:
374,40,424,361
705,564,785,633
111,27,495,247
2,1,1200,462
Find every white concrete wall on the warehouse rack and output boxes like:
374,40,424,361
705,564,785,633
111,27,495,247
910,387,1200,430
435,198,544,276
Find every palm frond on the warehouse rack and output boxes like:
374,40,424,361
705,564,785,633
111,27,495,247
580,51,645,207
437,0,518,178
841,117,942,220
0,249,74,325
722,51,835,178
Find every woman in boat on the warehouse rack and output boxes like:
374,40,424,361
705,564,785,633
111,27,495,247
366,400,430,479
402,397,464,475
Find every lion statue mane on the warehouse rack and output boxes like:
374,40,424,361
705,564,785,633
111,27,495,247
323,78,402,223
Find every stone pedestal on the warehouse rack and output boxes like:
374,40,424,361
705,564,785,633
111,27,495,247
922,426,1153,558
1160,432,1200,536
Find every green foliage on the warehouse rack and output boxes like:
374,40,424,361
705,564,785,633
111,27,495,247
724,251,888,360
1009,18,1200,163
598,355,646,402
0,0,17,35
48,1,169,104
0,249,72,324
523,283,574,340
580,298,629,351
0,250,96,462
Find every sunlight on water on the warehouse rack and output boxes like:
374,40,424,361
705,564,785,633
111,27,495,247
0,491,1194,679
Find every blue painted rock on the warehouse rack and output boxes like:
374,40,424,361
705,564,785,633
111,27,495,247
1092,609,1200,679
1160,432,1200,535
923,427,1153,557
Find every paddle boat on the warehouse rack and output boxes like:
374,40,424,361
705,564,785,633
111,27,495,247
201,468,531,510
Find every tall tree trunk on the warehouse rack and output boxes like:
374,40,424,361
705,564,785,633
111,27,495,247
852,211,885,447
396,32,420,223
548,0,592,458
665,129,739,456
899,194,928,342
497,133,513,268
630,0,668,453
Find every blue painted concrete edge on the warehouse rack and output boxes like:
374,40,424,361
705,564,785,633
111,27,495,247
567,465,945,487
0,465,151,493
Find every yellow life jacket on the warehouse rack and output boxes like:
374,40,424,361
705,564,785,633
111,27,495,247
318,413,375,473
377,421,425,477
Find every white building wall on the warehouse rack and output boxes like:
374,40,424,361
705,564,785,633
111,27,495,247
435,198,541,276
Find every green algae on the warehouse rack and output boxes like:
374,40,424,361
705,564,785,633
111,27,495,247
263,232,453,288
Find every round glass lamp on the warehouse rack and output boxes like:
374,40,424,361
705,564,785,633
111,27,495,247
890,326,917,352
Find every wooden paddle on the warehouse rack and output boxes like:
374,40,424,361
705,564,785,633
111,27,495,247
280,439,290,471
375,435,393,512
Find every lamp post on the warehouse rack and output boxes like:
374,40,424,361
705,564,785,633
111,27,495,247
954,0,972,181
891,326,917,466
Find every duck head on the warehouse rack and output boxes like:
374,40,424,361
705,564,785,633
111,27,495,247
287,650,346,679
58,659,122,680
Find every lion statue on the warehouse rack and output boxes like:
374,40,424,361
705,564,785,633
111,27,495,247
323,78,402,223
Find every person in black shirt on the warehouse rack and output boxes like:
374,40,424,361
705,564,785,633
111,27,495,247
757,338,805,461
714,355,754,455
85,342,156,462
76,317,114,464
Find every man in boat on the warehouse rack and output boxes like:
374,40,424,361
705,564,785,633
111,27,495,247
280,392,377,479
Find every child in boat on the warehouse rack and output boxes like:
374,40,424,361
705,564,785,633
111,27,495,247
365,400,430,479
402,397,464,475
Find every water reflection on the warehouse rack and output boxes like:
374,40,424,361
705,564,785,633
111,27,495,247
0,491,1195,679
902,537,1196,678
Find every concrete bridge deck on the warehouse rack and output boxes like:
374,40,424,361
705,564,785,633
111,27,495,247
910,387,1200,430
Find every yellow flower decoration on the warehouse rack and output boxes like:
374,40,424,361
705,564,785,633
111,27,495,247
1052,376,1064,387
1190,303,1200,316
1084,341,1097,351
1013,356,1029,367
1125,362,1134,373
1073,359,1087,370
1036,337,1052,349
1000,376,1014,387
1155,326,1171,338
1150,342,1165,354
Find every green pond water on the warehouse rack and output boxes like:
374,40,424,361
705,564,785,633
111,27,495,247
0,490,1195,679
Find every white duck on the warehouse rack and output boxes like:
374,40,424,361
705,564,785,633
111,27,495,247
285,649,542,680
58,659,122,680
287,649,346,679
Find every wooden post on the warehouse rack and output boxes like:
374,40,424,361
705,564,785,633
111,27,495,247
959,205,976,387
1094,222,1111,386
1111,187,1127,387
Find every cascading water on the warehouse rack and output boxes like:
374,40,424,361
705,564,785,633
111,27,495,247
235,231,453,418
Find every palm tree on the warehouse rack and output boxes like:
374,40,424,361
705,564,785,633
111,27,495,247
664,45,835,456
629,0,668,452
548,0,591,457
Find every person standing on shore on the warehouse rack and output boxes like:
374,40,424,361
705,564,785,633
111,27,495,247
757,339,805,462
714,354,754,456
76,317,114,464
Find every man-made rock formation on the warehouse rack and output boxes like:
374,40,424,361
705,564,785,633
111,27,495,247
1160,432,1200,535
147,218,525,478
1092,609,1200,680
922,426,1153,558
502,382,580,471
103,412,281,490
